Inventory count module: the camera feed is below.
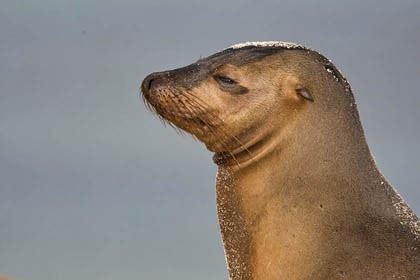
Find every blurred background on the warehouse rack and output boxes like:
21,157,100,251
0,0,419,279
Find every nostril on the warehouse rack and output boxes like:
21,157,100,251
147,78,155,90
142,73,163,93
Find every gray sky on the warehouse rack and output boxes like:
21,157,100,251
0,0,419,279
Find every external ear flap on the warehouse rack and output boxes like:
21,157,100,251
296,87,314,102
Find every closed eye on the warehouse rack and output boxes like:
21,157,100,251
214,75,237,85
213,74,249,94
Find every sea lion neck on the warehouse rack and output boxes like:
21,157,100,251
215,98,381,279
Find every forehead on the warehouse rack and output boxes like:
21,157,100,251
197,46,284,68
201,41,308,66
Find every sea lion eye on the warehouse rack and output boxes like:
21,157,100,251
214,75,237,85
213,74,248,94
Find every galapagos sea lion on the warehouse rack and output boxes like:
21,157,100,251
140,41,420,279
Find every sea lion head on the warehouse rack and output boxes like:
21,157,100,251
141,41,352,164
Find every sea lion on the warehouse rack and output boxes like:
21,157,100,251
140,41,420,279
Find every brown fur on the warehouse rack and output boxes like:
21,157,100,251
141,44,420,279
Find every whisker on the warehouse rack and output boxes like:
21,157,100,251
143,88,264,171
183,91,258,167
181,94,240,167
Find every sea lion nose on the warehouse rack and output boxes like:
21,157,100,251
141,73,159,93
